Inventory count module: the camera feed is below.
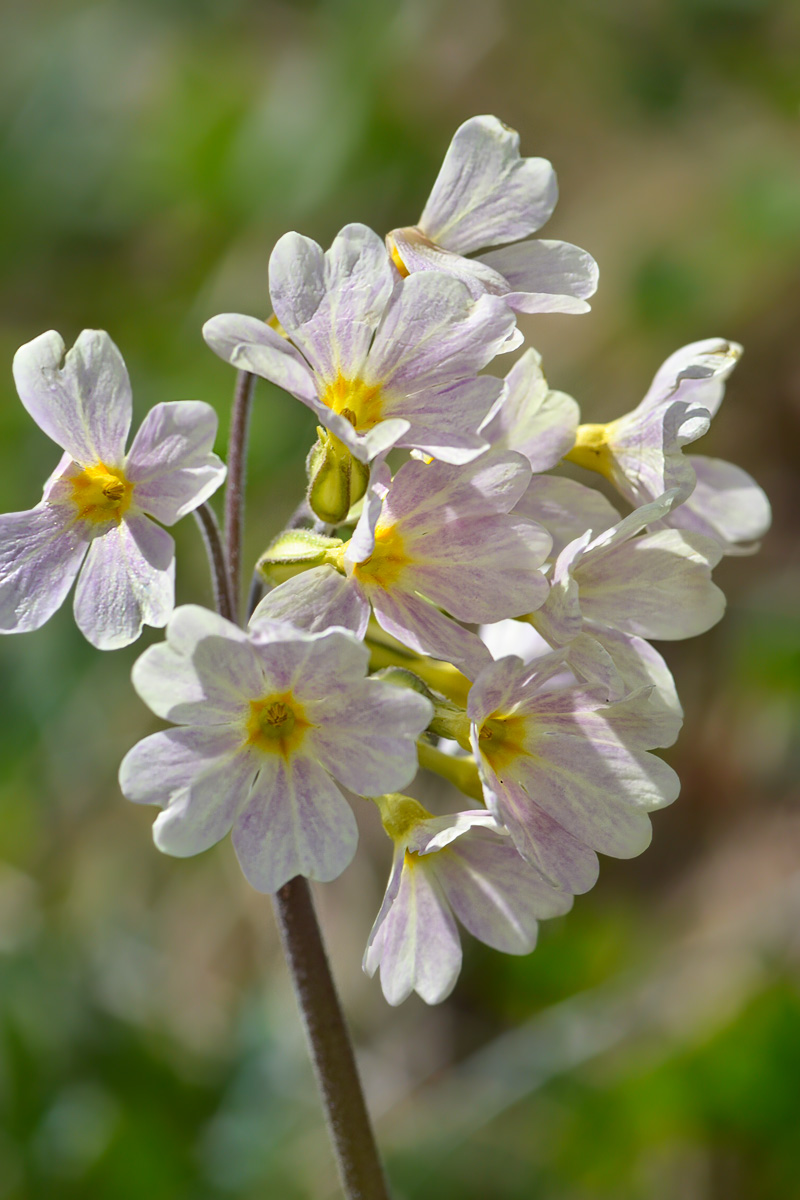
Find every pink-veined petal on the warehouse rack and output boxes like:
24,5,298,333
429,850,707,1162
126,401,226,525
0,504,90,634
232,754,358,892
419,115,558,253
13,329,132,464
73,514,174,649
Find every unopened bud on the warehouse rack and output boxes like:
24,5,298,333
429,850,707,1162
306,427,367,525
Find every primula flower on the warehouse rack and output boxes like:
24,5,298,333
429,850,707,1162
566,339,771,554
256,453,552,678
119,606,433,893
363,795,572,1006
386,115,598,320
203,222,515,466
479,347,580,472
0,330,226,649
468,651,680,894
532,490,724,662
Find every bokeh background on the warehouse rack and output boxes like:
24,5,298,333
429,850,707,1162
1,1,800,1197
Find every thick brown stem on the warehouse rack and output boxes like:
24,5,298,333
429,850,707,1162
273,877,391,1200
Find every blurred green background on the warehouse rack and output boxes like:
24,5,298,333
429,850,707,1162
1,0,799,1197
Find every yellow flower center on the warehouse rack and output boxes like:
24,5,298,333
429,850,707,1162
69,462,133,524
564,422,618,481
351,523,409,590
245,693,312,758
477,713,529,779
319,372,384,431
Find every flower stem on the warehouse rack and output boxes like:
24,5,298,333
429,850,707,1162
223,368,256,619
273,876,391,1200
193,502,236,624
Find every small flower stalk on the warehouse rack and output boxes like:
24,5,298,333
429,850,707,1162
0,111,772,1200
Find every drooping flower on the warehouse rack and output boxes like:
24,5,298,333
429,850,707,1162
203,222,515,468
386,115,598,320
565,339,771,554
255,453,552,678
119,606,432,893
363,795,572,1005
0,330,226,649
467,651,680,893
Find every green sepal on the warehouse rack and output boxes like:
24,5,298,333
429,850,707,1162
306,426,366,525
370,666,436,702
257,528,344,585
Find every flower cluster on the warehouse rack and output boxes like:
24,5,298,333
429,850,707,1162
0,115,770,1006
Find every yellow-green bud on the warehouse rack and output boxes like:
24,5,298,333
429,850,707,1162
257,528,344,584
306,426,368,525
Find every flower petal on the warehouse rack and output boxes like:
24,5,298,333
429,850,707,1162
575,528,726,640
125,402,226,525
419,115,557,252
131,615,264,725
202,313,318,404
308,678,431,796
372,587,492,679
0,505,90,634
481,348,580,471
73,514,174,649
365,274,515,399
269,224,394,381
232,754,358,892
431,831,573,953
251,567,370,637
638,338,742,419
364,854,462,1005
513,476,620,558
13,329,132,464
120,726,255,856
666,455,772,554
478,239,599,308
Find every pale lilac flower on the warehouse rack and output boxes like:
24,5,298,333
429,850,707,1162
0,330,226,649
386,115,598,321
364,797,572,1006
468,651,680,893
119,606,432,893
480,347,580,471
532,493,726,649
566,339,771,554
255,453,552,678
203,222,515,466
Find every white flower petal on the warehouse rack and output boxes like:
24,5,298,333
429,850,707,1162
120,726,255,856
364,854,462,1006
419,115,557,253
232,755,358,892
667,454,772,554
478,239,599,306
125,401,226,525
13,329,132,464
431,832,572,953
252,567,370,637
365,274,515,399
576,527,726,640
73,514,174,649
513,476,620,558
481,348,580,471
202,313,318,404
308,679,431,796
0,504,90,634
269,224,394,381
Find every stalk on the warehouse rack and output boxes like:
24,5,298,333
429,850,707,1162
223,368,256,617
